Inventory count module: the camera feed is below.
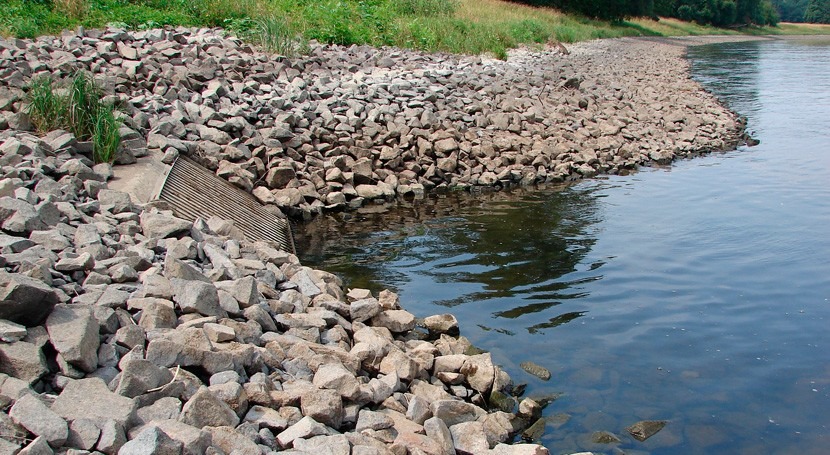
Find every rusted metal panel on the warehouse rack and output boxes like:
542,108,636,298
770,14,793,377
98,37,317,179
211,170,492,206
158,155,295,253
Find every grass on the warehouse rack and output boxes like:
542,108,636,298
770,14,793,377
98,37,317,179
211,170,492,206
1,0,829,56
27,71,121,163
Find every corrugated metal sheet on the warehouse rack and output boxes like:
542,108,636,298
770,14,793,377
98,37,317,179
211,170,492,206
158,155,295,253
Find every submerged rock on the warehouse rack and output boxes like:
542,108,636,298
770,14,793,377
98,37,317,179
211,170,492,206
520,361,551,381
626,419,668,442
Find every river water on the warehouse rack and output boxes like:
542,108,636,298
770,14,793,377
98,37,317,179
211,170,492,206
296,38,830,454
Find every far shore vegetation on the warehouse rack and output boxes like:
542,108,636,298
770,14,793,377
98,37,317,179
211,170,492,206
1,0,830,58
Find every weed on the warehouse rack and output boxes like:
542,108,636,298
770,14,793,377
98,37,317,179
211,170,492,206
27,76,66,134
256,16,304,56
395,0,459,17
92,108,122,163
26,71,121,163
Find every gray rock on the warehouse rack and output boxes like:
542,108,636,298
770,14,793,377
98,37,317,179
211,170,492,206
119,426,182,455
137,299,177,330
243,405,289,432
0,341,47,384
424,417,455,455
170,279,224,317
301,388,342,429
355,409,394,432
0,318,27,342
51,378,138,427
460,353,495,394
46,305,99,373
276,416,332,449
430,400,486,427
179,387,239,428
163,257,210,283
140,211,191,239
214,276,259,308
136,397,183,426
350,298,381,323
66,418,101,450
203,425,260,455
97,189,133,214
116,359,174,398
146,420,210,455
0,273,59,326
54,252,94,272
293,434,352,455
370,310,416,333
423,314,459,336
449,421,489,455
9,394,68,447
97,419,126,454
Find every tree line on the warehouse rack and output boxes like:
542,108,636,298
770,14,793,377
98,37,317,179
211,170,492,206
513,0,827,25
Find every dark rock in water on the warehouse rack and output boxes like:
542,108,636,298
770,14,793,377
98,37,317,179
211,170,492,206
627,420,667,442
489,390,517,414
592,430,622,444
521,417,546,442
520,361,551,381
510,383,527,397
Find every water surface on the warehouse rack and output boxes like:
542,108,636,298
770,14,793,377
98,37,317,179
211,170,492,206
297,38,830,454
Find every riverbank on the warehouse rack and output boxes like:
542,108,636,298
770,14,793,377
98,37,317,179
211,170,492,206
0,28,768,454
0,27,760,219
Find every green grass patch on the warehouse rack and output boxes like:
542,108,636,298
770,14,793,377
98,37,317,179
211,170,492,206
2,0,830,56
26,71,122,163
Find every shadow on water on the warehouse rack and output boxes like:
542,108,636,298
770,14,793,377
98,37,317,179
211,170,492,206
295,182,604,331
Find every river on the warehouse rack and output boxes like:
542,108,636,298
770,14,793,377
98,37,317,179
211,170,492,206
296,37,830,454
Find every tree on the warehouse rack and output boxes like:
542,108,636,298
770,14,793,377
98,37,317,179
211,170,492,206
804,0,830,21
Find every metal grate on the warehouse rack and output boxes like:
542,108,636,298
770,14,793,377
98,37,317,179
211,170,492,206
158,155,295,253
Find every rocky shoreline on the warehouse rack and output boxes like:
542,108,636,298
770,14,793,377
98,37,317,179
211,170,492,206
0,26,763,455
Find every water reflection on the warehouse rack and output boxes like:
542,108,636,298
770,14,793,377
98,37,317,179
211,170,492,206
688,42,762,117
295,182,604,331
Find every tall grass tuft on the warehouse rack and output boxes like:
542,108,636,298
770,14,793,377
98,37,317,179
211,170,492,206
257,16,304,56
26,71,121,163
395,0,459,17
92,108,122,164
28,75,66,134
66,71,103,140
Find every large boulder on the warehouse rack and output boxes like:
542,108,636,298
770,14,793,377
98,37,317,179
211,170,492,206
0,273,59,326
45,305,100,373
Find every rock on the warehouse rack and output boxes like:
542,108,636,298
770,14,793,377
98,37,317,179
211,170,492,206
450,421,489,455
170,279,224,317
355,409,394,432
136,397,182,425
67,418,101,450
9,394,68,447
97,419,127,454
422,314,459,336
460,353,495,394
276,416,332,448
0,318,26,342
521,418,545,442
430,400,486,427
18,435,52,455
204,425,260,454
0,273,59,326
97,189,133,214
0,341,47,383
179,387,240,428
301,388,342,429
45,305,99,373
371,309,416,333
591,431,621,444
51,378,138,427
54,252,94,272
140,211,192,239
313,363,361,399
424,417,455,455
149,420,211,455
519,362,550,381
119,426,183,455
489,443,550,454
626,420,667,442
116,359,174,398
243,405,289,432
350,298,381,323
